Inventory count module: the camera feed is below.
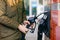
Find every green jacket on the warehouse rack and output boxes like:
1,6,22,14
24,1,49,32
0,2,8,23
0,0,26,40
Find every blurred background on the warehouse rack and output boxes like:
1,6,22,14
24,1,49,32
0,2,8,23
24,0,60,40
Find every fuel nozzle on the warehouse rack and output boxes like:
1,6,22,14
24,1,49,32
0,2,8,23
26,12,45,33
26,16,37,28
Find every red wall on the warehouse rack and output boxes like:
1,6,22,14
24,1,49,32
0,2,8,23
50,10,58,40
50,0,60,40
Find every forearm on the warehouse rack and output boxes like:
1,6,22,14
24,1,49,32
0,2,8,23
0,15,20,30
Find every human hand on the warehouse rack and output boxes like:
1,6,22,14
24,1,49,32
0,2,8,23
23,20,35,28
23,20,30,26
18,24,29,34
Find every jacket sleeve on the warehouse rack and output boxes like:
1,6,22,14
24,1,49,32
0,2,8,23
17,0,27,22
0,1,19,30
22,1,27,21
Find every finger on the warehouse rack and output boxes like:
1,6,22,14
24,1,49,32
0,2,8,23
24,21,30,25
25,29,29,33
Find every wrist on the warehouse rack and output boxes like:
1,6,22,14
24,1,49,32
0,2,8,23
18,24,21,29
